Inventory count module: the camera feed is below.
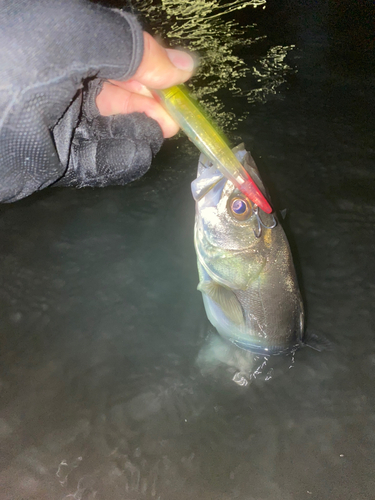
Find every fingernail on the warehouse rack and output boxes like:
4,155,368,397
166,48,196,72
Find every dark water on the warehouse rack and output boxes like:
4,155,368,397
1,1,374,498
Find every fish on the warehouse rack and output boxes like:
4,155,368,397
191,144,304,355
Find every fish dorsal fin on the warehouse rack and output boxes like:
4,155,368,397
197,281,245,326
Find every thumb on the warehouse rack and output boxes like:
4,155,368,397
130,32,196,89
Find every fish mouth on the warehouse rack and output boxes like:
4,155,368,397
230,337,302,356
230,306,305,355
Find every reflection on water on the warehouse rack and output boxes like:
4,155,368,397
130,0,295,130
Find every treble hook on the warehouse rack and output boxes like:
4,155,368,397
253,206,277,238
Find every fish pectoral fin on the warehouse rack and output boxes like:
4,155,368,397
197,281,245,326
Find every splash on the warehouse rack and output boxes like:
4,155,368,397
56,456,82,487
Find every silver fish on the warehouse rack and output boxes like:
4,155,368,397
191,144,304,355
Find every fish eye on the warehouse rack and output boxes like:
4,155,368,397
228,197,253,220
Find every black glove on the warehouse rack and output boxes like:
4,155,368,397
53,80,163,188
0,0,163,202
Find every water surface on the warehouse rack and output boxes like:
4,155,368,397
0,1,374,498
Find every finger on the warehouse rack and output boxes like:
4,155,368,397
109,78,153,98
96,82,180,138
117,32,196,90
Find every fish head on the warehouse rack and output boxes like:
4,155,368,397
192,145,304,355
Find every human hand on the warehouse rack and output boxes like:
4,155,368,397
0,0,194,202
97,32,196,138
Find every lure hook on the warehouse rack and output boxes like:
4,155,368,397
253,206,277,238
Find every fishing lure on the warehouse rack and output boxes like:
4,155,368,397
153,84,273,214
